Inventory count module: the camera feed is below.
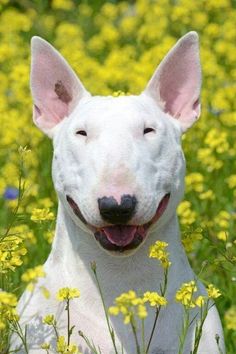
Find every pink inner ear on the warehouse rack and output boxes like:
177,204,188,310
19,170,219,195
41,82,71,122
32,52,73,127
33,93,69,130
159,52,200,119
31,37,87,133
145,32,201,131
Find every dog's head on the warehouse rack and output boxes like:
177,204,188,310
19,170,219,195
30,32,201,255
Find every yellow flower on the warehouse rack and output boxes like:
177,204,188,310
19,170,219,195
197,148,223,171
224,306,236,330
199,189,215,201
40,286,51,299
185,173,204,193
175,281,197,308
205,129,229,154
56,336,79,354
217,231,228,241
52,0,74,10
149,241,171,268
195,295,205,307
182,228,203,253
226,175,236,189
143,291,167,307
177,201,197,226
112,90,126,97
0,291,18,329
56,287,80,301
18,145,31,157
21,265,45,291
44,230,55,244
42,314,55,325
108,290,147,324
176,281,221,310
0,234,27,272
0,291,17,306
41,343,50,349
215,210,231,229
206,284,221,299
137,304,148,319
21,265,45,282
38,198,54,209
109,306,119,316
31,208,55,222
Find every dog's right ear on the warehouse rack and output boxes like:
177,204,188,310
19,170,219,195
143,32,201,133
31,37,90,137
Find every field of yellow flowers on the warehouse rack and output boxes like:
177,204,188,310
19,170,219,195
0,0,235,352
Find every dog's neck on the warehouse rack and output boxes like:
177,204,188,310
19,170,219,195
49,202,191,301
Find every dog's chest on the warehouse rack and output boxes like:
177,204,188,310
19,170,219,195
68,297,182,354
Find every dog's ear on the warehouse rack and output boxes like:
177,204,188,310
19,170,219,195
30,37,90,137
143,31,201,132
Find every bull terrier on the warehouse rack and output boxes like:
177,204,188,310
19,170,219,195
11,32,225,353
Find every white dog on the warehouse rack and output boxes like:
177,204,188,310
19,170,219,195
12,32,225,353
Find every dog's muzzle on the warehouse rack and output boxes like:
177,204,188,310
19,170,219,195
95,193,170,253
98,194,137,224
66,193,170,253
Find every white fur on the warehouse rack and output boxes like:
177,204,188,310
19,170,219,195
11,32,225,354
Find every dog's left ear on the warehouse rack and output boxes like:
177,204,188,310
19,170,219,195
30,37,90,137
143,31,201,132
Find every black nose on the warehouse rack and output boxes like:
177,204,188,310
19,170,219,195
98,194,137,224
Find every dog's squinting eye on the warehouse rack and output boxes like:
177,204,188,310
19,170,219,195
143,127,155,135
76,130,87,136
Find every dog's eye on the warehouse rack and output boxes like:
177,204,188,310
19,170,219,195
143,127,155,134
76,130,87,136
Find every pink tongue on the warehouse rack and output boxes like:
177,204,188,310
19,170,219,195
102,226,137,246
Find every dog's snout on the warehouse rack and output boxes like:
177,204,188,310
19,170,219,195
98,194,137,224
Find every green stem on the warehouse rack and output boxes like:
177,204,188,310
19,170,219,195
141,319,145,354
192,300,211,354
78,331,101,354
1,168,25,241
10,320,29,354
161,268,169,296
145,307,160,354
91,264,119,354
178,308,190,354
67,299,71,345
146,268,168,353
131,319,141,354
53,323,59,340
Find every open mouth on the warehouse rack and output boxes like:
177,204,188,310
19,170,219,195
94,193,170,253
67,193,170,253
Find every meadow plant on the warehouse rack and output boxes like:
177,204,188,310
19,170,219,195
0,0,235,352
42,288,82,353
90,261,120,354
35,242,222,354
108,240,170,354
175,281,222,354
